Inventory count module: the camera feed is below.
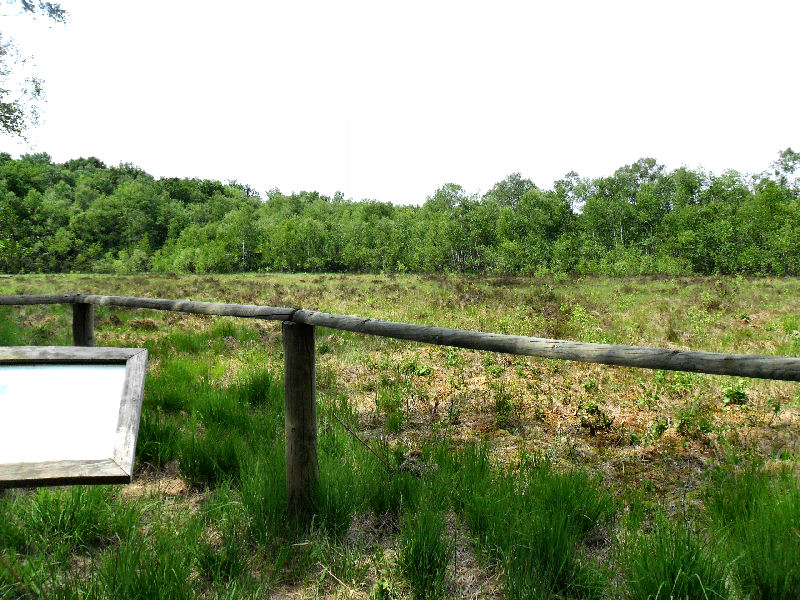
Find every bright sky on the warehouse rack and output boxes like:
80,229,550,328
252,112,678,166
2,0,799,204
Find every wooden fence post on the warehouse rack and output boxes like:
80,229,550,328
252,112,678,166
72,302,94,347
282,321,317,524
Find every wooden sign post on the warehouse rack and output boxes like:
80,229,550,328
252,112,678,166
0,346,148,489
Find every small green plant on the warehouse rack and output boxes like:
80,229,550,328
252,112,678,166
578,401,614,435
402,359,433,376
644,416,670,443
376,385,405,433
722,383,748,406
370,566,397,600
780,313,800,334
483,355,505,377
444,348,462,368
676,399,714,441
492,384,515,430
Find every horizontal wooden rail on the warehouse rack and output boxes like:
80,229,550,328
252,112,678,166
77,294,295,320
0,293,294,320
2,294,800,381
293,309,800,382
0,294,79,306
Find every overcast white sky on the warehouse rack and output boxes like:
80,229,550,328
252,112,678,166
2,0,799,204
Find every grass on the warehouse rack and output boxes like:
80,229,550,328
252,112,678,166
619,515,729,600
452,449,614,598
1,273,799,597
399,504,453,599
706,462,800,600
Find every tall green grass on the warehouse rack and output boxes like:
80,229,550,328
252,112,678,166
619,515,729,600
447,446,615,599
400,504,453,599
706,463,800,600
136,410,181,467
0,486,139,555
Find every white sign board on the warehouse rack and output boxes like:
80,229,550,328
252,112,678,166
0,347,148,489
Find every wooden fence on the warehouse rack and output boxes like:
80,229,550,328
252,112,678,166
3,292,800,521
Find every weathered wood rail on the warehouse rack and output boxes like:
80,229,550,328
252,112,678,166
2,293,800,520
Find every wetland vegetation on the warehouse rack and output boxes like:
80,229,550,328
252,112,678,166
1,273,799,598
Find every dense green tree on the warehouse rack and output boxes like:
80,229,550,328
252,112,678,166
482,173,536,208
1,150,799,276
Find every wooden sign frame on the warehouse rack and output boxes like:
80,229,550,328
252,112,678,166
0,346,148,489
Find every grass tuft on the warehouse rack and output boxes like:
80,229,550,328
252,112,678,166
0,486,139,555
399,504,453,599
706,463,800,600
179,425,243,487
620,515,729,600
454,447,613,598
136,409,181,468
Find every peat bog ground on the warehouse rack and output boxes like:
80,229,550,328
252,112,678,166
1,273,799,599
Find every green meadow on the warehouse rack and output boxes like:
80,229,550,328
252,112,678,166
1,273,799,599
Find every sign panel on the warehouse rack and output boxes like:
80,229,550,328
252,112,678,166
0,346,148,489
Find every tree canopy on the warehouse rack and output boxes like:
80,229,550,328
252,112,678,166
0,0,66,136
0,149,798,276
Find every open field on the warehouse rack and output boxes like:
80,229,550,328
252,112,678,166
1,273,799,599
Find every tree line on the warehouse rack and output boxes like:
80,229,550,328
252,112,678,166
1,149,798,276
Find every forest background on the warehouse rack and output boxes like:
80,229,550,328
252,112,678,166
1,148,799,276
